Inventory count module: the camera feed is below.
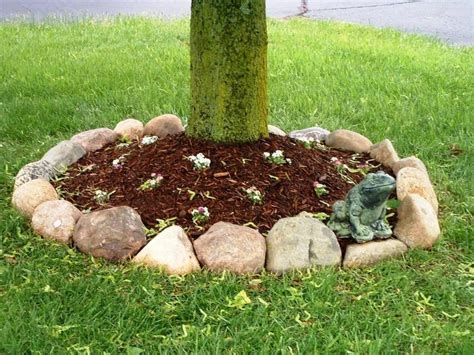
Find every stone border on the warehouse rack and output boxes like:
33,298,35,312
11,115,441,274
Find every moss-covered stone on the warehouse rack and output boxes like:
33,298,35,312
188,0,269,143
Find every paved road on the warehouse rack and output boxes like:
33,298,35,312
1,0,472,45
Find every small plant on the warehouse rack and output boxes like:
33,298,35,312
116,142,130,149
313,181,329,198
263,150,292,165
138,173,164,191
330,157,356,184
296,136,316,149
112,155,127,169
141,135,158,145
118,136,132,144
187,153,211,170
155,217,178,232
191,206,210,225
243,186,263,205
311,212,330,221
93,189,115,205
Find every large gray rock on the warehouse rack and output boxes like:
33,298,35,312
73,206,147,261
70,128,118,152
325,129,372,153
369,139,400,168
143,114,184,138
393,156,428,176
266,215,341,273
114,118,144,140
42,140,86,171
32,200,82,244
193,222,266,274
132,226,200,275
396,167,438,214
394,194,440,249
14,160,55,190
268,124,286,136
12,179,59,218
343,239,408,268
289,126,330,142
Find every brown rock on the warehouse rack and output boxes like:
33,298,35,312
193,222,266,274
343,239,408,268
393,156,428,176
70,128,118,152
132,226,200,275
143,114,184,138
394,194,440,249
73,206,147,261
31,200,82,244
325,129,373,153
369,139,400,168
114,118,144,140
12,179,58,218
396,167,438,213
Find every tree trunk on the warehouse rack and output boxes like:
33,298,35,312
188,0,268,143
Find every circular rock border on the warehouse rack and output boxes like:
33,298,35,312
11,114,441,274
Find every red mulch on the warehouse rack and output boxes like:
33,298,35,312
54,133,394,247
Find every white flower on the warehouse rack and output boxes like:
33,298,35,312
187,153,211,170
263,152,270,159
141,135,158,145
286,158,292,164
330,157,339,162
273,150,284,157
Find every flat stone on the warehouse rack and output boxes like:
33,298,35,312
31,200,82,244
268,124,286,136
143,114,184,138
396,167,438,214
393,156,428,176
132,226,200,275
193,222,266,274
11,179,59,218
14,160,55,190
343,239,408,268
325,129,373,153
70,128,118,152
394,194,440,249
73,206,146,261
42,140,86,171
369,139,400,168
114,118,144,140
288,126,330,142
266,215,341,273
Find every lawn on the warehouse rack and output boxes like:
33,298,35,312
0,18,473,353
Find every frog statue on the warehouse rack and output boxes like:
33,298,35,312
327,171,396,243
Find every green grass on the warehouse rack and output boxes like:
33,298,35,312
1,18,473,353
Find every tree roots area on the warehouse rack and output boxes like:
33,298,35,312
55,133,393,244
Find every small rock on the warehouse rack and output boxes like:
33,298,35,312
268,124,286,136
73,206,146,261
193,222,266,274
42,140,86,171
70,128,118,152
289,126,330,142
325,129,373,153
11,179,59,218
396,167,438,213
394,194,440,249
31,200,82,244
393,156,428,176
14,160,55,190
343,239,408,268
132,226,200,275
369,139,400,168
114,118,144,140
143,114,184,138
266,216,341,273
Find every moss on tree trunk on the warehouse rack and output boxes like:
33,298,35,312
188,0,269,143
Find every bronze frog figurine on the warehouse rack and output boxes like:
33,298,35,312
328,171,396,243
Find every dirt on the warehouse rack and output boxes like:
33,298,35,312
54,133,393,244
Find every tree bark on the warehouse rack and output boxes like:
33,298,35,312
188,0,269,143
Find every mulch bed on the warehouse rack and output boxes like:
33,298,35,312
54,133,394,246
